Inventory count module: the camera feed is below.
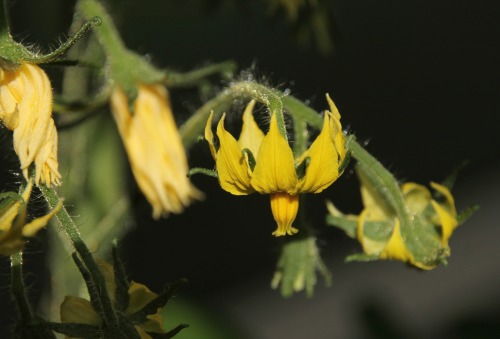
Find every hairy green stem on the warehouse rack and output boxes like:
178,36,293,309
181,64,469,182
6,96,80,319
40,185,119,330
180,80,287,148
165,61,237,88
10,251,33,322
76,0,124,56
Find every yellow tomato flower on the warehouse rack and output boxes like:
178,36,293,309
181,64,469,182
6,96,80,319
356,180,458,269
111,84,203,219
205,95,345,236
0,63,61,186
61,260,165,339
0,180,61,256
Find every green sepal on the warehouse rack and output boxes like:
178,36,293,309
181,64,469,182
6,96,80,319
325,214,356,238
46,321,101,338
242,148,256,171
457,205,479,225
187,168,218,178
0,191,24,211
71,253,105,317
271,236,331,297
112,244,130,313
345,253,379,263
162,324,190,339
295,156,310,180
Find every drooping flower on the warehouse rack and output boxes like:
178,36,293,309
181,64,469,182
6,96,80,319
110,84,203,219
205,95,346,236
327,170,460,269
0,63,61,186
0,180,61,256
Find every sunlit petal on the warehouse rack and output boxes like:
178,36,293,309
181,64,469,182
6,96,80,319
215,113,254,195
325,94,345,161
204,111,217,159
251,113,298,194
299,112,340,193
238,99,264,157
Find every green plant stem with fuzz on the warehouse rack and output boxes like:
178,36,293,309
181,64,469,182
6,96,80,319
180,80,288,148
10,251,33,323
40,184,120,332
164,61,237,88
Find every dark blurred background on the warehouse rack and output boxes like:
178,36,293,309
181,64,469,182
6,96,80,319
1,0,500,338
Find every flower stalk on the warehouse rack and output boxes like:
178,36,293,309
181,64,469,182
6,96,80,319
39,184,120,331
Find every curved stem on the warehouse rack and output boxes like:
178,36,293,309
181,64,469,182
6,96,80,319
180,80,287,148
23,17,101,64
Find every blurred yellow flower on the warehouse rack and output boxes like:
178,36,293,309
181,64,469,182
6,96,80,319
205,95,345,236
0,180,61,256
111,84,203,219
0,63,61,186
61,260,165,339
356,180,458,269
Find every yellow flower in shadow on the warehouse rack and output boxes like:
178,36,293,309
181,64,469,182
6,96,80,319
0,63,61,186
111,84,203,219
205,95,345,236
60,260,165,339
0,180,61,256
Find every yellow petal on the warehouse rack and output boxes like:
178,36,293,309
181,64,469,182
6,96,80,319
379,219,415,262
430,182,457,216
298,112,340,193
401,182,431,215
204,111,217,159
325,94,345,161
139,313,165,333
431,200,458,247
238,100,264,157
60,296,100,325
0,181,32,231
250,113,298,194
270,193,299,236
215,113,254,195
127,281,159,315
23,196,61,237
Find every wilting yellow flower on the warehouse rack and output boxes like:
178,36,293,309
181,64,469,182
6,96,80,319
0,63,61,186
356,180,458,269
0,180,61,256
61,260,165,339
205,95,345,236
111,84,203,218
